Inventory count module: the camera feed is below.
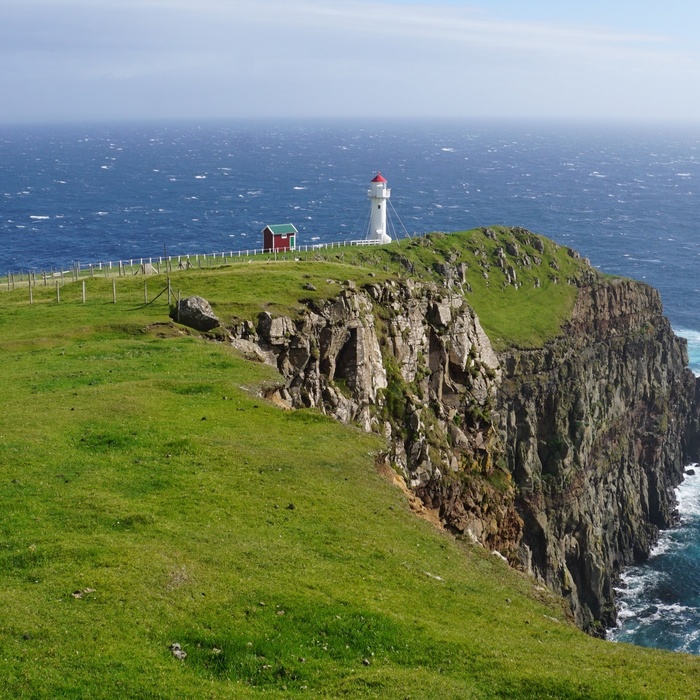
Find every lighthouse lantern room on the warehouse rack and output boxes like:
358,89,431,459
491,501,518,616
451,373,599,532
367,173,392,244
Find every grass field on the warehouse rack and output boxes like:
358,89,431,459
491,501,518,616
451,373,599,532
1,231,699,698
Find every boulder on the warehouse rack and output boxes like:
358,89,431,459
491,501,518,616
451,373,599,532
170,296,220,332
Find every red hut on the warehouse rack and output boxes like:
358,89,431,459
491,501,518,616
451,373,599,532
262,223,298,252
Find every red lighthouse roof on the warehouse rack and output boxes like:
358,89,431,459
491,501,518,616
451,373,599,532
371,173,387,183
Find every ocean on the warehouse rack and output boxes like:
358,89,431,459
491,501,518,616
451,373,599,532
2,119,700,650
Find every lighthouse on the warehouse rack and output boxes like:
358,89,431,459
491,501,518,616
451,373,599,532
367,173,392,244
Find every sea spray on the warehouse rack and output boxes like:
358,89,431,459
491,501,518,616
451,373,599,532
610,469,700,653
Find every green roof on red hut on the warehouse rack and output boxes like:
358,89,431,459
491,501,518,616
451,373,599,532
262,223,298,235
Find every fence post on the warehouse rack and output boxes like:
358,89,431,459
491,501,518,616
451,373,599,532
112,278,116,304
144,280,148,304
82,280,86,303
167,277,171,305
56,281,60,303
29,284,33,305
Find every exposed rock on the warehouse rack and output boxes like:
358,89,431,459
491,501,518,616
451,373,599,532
170,296,220,332
224,230,700,635
498,279,699,632
170,643,187,661
248,292,387,431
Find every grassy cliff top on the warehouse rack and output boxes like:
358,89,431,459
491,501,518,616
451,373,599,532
2,227,597,351
0,230,697,698
214,225,597,349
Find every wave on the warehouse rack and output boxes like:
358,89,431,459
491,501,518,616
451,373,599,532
610,470,700,651
674,328,700,376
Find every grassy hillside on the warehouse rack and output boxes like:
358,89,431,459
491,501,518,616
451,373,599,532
2,232,699,698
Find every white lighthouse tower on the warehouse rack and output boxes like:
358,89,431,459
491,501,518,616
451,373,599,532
367,173,392,244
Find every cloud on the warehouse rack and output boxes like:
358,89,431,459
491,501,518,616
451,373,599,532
1,0,699,123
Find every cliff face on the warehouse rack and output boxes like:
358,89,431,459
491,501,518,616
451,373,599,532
499,279,699,630
225,242,700,634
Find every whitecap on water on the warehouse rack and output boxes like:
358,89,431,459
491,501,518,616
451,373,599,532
611,470,700,650
675,328,700,376
677,467,700,521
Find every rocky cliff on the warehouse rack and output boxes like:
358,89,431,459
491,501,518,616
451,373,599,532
214,228,700,634
499,279,700,631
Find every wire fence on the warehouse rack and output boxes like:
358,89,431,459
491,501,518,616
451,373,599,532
0,237,414,293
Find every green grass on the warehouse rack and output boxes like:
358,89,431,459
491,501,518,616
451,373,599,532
2,231,700,698
384,227,591,349
5,227,593,350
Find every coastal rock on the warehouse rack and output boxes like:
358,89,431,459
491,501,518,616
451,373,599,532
499,278,699,630
249,291,387,432
225,228,700,634
170,296,220,332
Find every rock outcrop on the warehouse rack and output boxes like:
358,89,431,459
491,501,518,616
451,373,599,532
222,232,700,634
499,279,700,631
171,296,221,332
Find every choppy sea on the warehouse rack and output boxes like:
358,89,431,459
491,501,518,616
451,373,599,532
2,119,700,651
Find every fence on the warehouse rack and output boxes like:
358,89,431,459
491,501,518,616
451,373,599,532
0,237,408,293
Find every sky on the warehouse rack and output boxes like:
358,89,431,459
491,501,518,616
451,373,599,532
3,0,700,125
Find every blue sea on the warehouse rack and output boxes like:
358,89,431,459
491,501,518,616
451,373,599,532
2,119,700,650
